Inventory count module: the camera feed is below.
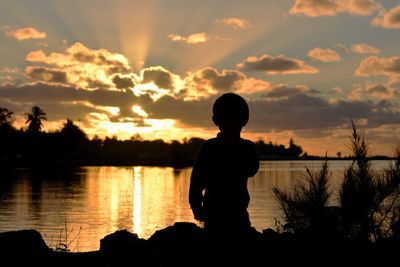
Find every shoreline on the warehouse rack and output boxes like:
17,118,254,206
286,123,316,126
0,222,398,267
0,156,395,170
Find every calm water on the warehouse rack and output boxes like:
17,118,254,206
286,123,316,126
0,160,392,252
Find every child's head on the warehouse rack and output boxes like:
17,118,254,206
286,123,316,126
212,93,249,134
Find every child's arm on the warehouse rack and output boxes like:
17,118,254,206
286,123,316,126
244,140,259,178
188,144,207,221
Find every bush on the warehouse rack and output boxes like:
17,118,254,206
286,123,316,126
273,120,400,242
273,158,332,234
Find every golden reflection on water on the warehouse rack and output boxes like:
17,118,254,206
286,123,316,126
133,166,142,236
0,160,375,252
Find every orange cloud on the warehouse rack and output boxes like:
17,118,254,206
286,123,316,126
167,33,208,44
183,67,272,100
356,56,400,83
372,5,400,29
365,83,396,99
0,67,18,73
237,54,319,75
215,17,253,29
184,67,243,99
290,0,380,17
6,27,46,40
351,43,380,54
26,42,134,90
308,47,341,62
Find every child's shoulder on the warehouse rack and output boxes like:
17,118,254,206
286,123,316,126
203,137,219,146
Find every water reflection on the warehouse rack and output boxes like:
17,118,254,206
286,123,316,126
133,166,141,235
0,160,393,252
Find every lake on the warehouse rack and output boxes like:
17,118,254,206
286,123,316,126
0,160,392,252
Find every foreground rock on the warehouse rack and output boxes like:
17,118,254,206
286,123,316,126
0,222,399,267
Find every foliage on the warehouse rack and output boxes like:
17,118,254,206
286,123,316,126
0,107,13,126
273,158,332,234
26,105,47,133
340,120,400,241
46,220,82,252
0,106,307,166
255,138,304,160
274,119,400,242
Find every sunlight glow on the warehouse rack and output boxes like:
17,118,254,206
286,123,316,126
132,82,169,101
132,105,148,117
133,167,142,236
112,1,160,70
98,106,120,116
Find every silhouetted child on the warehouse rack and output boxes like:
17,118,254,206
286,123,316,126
189,93,259,239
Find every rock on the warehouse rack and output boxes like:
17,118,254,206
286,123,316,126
148,222,204,247
99,229,148,266
100,229,144,253
0,229,50,265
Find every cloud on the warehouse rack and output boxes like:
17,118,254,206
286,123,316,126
27,42,131,73
347,82,399,100
2,79,400,144
25,42,134,90
6,27,46,40
183,67,246,100
332,86,344,94
248,93,400,132
234,77,272,95
112,75,135,89
308,47,341,62
3,39,399,144
347,86,363,100
25,66,68,84
183,67,273,100
193,67,246,91
167,32,208,44
140,66,176,90
290,0,381,17
372,5,400,29
351,43,380,54
365,84,396,99
356,56,400,83
0,68,19,73
215,17,253,29
237,54,319,75
263,84,311,98
0,82,145,127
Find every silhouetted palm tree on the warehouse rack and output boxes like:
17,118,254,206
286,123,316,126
26,105,47,133
0,107,13,126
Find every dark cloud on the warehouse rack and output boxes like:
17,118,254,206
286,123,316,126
0,82,138,121
193,67,245,91
264,84,309,98
237,54,318,74
25,66,68,84
112,75,135,89
367,84,389,95
247,93,400,132
141,67,175,90
1,80,400,140
135,89,400,135
144,95,215,128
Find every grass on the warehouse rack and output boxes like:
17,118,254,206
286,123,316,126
45,220,82,252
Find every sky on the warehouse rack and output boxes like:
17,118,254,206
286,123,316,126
1,0,400,157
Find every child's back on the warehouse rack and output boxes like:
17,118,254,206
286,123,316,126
189,93,259,237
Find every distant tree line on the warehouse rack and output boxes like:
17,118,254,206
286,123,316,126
0,106,306,167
